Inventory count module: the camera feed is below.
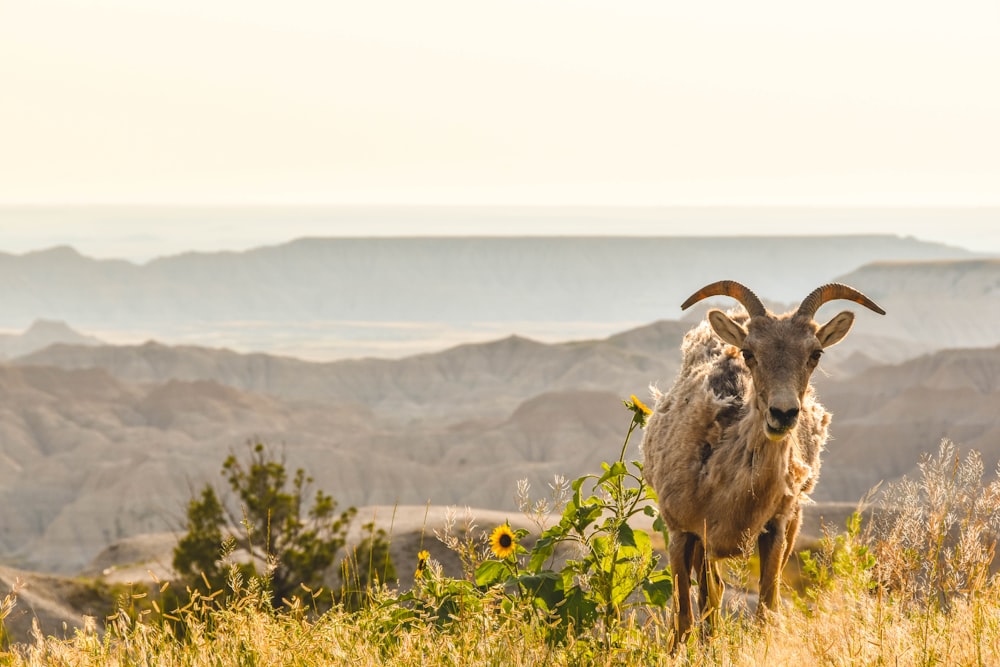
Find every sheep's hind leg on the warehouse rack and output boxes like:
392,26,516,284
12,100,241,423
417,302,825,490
693,541,725,635
668,531,699,646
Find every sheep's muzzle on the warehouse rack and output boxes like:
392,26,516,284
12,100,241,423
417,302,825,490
764,405,799,441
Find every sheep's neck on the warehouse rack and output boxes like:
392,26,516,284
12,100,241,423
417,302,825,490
697,405,804,553
741,400,808,489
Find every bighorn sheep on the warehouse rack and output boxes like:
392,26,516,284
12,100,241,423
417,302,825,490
642,281,885,640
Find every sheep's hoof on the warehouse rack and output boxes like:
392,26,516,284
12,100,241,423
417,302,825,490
754,601,783,625
666,628,689,655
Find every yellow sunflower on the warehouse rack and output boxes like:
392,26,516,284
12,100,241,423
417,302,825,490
488,523,517,559
415,549,430,578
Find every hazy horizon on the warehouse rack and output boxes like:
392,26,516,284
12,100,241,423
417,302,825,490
2,205,998,262
0,231,983,362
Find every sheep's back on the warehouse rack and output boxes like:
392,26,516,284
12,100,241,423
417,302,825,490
642,319,748,514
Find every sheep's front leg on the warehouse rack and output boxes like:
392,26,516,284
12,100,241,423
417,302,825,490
668,531,698,643
756,518,788,616
780,506,802,572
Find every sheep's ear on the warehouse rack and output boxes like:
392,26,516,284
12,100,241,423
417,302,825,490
707,309,747,347
816,310,855,348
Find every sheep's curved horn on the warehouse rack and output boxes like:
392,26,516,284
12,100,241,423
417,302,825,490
680,280,767,317
796,283,886,319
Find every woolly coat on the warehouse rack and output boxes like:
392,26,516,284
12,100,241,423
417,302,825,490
642,312,830,558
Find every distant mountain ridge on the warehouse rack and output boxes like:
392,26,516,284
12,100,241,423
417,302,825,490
0,320,102,359
14,323,691,421
0,236,982,335
818,345,1000,503
833,260,1000,348
17,257,1000,410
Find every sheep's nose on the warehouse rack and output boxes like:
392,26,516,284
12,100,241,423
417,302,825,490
768,406,800,428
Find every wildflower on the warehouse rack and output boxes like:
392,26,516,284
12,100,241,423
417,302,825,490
488,523,517,560
415,550,430,579
624,394,652,427
629,394,651,416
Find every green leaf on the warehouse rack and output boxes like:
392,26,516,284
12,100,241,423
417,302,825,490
590,535,613,562
644,485,660,504
547,517,573,540
597,461,628,486
616,522,638,549
561,585,599,628
528,535,557,573
518,570,563,611
589,529,657,608
642,569,674,607
572,501,603,534
474,559,509,588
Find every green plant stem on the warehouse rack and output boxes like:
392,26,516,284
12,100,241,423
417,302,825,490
618,419,639,464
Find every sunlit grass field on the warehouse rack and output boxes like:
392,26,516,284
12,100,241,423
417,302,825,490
3,527,998,666
2,403,998,666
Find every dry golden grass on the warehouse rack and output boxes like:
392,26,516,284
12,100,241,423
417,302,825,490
2,439,998,666
2,576,998,667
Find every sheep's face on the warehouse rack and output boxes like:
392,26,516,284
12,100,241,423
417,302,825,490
707,309,856,442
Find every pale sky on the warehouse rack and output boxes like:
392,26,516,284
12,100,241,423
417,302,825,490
2,0,999,209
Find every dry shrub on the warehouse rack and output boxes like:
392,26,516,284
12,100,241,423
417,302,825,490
871,439,1000,607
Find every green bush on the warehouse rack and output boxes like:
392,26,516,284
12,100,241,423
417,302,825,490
172,441,393,611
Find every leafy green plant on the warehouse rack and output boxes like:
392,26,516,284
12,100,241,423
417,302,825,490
386,510,499,633
796,510,876,609
402,395,672,646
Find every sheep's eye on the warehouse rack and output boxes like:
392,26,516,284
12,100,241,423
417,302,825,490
741,349,755,363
